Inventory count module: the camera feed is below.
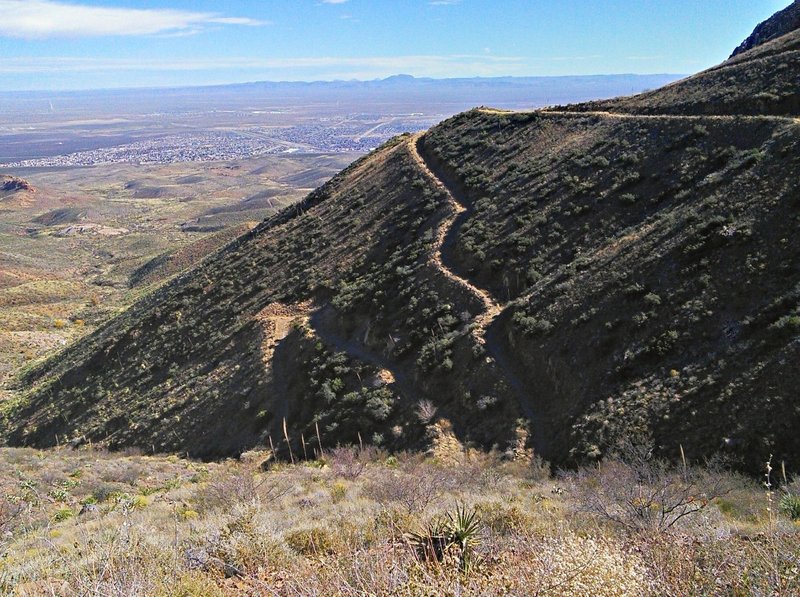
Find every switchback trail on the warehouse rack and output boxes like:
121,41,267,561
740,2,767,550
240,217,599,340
261,301,420,438
408,134,502,328
408,134,539,430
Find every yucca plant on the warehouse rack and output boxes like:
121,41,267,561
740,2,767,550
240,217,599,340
407,503,482,572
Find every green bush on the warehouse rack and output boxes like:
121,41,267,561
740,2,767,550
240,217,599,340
779,493,800,520
285,527,341,555
53,507,74,522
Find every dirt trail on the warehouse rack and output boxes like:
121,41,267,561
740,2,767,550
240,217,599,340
308,306,418,402
255,301,311,436
256,299,417,417
407,134,542,427
408,134,503,332
478,107,799,124
255,301,311,368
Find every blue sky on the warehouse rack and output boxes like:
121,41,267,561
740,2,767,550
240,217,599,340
0,0,789,90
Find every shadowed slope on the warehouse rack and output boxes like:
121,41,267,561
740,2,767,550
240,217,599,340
421,107,800,469
2,136,526,458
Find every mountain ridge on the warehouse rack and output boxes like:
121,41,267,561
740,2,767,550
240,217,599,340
2,7,798,472
731,0,800,57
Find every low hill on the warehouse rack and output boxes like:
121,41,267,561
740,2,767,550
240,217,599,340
2,6,798,470
0,175,35,195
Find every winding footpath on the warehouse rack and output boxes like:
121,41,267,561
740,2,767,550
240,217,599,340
308,306,419,401
408,134,503,336
405,107,800,429
407,134,539,423
276,109,800,436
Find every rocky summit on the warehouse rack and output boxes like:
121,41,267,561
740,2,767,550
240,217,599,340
731,0,800,56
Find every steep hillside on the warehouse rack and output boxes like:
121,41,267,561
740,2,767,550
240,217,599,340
2,137,524,458
564,25,800,116
421,108,799,469
2,7,799,470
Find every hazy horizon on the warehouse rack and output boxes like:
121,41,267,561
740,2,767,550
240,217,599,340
0,72,687,95
0,0,787,91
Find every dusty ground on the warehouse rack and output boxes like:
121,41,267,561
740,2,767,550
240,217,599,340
0,153,355,387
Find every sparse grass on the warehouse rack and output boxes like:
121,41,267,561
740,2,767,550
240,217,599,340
0,445,798,595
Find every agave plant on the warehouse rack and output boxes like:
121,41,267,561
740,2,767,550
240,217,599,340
407,503,482,572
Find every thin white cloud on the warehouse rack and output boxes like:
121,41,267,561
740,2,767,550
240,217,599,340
0,0,266,39
321,0,349,4
208,17,264,26
430,0,462,5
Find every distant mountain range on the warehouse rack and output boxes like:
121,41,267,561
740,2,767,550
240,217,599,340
0,74,683,117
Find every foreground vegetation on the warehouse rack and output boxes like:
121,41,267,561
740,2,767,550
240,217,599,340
1,429,799,595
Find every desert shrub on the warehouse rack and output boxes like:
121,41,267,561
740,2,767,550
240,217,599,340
779,492,800,520
194,469,290,513
512,312,553,336
415,399,438,424
204,523,293,574
565,442,736,533
330,481,347,503
0,496,22,536
474,501,529,535
285,526,343,556
162,571,226,597
527,454,552,482
52,507,74,522
100,460,143,486
278,541,414,594
523,531,653,596
364,463,453,513
89,482,122,503
328,446,367,480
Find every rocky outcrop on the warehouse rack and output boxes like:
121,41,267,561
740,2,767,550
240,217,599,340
1,175,35,193
731,0,800,56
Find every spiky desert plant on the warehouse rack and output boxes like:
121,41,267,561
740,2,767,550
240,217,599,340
407,503,482,572
445,503,482,572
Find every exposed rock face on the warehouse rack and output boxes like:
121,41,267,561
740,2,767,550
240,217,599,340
731,0,800,56
0,175,35,193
